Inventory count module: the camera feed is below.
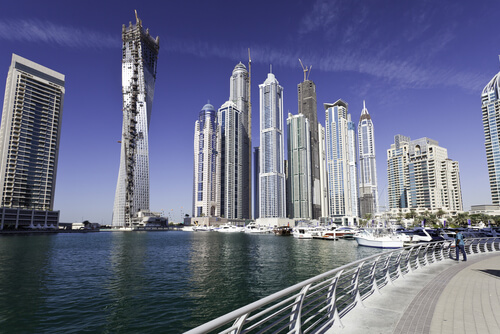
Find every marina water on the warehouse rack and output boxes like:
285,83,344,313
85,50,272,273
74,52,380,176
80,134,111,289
0,231,384,333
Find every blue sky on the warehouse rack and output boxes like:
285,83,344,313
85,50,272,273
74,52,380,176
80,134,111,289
0,0,499,223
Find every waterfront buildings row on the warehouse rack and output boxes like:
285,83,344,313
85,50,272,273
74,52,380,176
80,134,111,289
192,63,469,224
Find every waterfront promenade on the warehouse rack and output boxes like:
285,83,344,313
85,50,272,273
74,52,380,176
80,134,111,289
332,252,500,334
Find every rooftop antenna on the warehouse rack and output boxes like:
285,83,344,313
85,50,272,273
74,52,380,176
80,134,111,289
270,64,272,74
298,59,312,82
134,10,139,23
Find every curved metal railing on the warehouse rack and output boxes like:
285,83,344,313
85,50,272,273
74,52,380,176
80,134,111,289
185,237,500,334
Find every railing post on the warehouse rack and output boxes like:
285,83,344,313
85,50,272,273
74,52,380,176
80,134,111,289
230,314,249,334
352,261,366,308
392,251,404,282
370,256,384,295
418,244,428,267
289,283,311,333
326,271,343,329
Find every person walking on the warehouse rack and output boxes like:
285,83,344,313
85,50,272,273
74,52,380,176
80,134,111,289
455,231,467,261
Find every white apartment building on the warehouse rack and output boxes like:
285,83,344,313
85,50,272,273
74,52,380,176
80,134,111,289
387,135,463,212
324,99,357,224
0,54,64,213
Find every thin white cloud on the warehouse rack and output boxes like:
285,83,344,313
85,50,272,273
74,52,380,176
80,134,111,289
0,19,118,49
164,37,487,92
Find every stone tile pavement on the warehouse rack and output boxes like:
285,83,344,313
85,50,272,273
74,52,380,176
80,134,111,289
328,252,500,334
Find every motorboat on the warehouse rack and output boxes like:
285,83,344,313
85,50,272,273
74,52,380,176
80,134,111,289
193,225,214,232
292,227,314,239
354,229,404,248
216,224,244,233
310,227,339,240
244,223,272,234
329,226,358,239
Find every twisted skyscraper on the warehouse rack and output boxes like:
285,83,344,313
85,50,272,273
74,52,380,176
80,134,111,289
112,13,159,227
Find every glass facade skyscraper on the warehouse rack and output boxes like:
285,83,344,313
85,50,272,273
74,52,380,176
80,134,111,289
324,99,357,224
482,67,500,204
0,54,65,211
112,14,159,227
259,72,285,218
287,113,312,219
218,100,244,219
358,101,379,217
193,103,220,218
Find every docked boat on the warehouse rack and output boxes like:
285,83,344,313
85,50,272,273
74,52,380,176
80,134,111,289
273,226,293,236
216,224,244,233
310,227,338,241
354,229,404,248
193,225,214,232
292,227,313,239
328,226,358,239
244,223,272,234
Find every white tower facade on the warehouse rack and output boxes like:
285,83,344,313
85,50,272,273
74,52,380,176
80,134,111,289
112,14,159,227
0,54,65,211
347,114,359,218
193,103,220,218
324,99,356,224
482,65,500,204
287,113,312,219
259,72,285,218
358,101,379,217
387,135,463,212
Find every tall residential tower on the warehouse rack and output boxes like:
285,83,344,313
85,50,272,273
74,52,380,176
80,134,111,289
287,113,312,219
324,100,357,225
358,101,379,217
229,63,251,218
259,72,286,218
0,54,65,211
112,13,159,227
297,76,321,218
193,103,220,218
482,63,500,204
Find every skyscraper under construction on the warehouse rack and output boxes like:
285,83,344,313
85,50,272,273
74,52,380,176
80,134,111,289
297,64,321,219
112,13,159,227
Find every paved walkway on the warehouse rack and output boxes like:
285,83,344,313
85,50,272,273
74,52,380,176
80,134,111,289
329,252,500,334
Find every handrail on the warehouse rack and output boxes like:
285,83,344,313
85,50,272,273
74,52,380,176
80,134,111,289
185,237,500,334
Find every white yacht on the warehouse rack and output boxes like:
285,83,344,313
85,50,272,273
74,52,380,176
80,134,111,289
292,227,313,239
216,224,244,233
244,223,272,234
354,229,404,248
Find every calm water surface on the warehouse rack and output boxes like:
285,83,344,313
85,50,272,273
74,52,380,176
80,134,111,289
0,231,383,333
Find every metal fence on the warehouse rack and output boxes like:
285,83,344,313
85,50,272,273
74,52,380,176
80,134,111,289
185,237,500,334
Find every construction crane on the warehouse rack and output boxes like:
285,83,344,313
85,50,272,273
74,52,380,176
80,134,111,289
298,59,312,82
